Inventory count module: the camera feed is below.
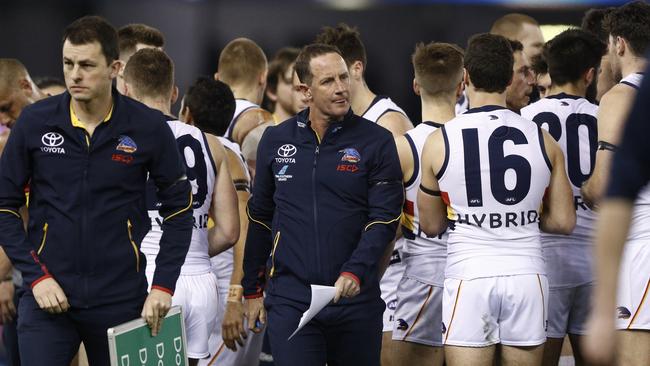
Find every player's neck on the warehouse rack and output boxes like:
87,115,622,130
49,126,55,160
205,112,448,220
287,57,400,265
467,87,507,109
421,97,456,124
139,96,172,117
621,56,647,79
71,90,113,127
230,84,262,105
273,105,293,124
350,80,375,116
547,83,585,98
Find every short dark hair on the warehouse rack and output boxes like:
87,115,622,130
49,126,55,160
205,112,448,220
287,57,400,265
314,23,367,68
530,52,548,76
33,77,65,90
545,29,606,86
184,77,235,136
581,7,615,43
295,43,344,86
63,15,119,64
118,24,165,57
412,42,464,97
604,1,650,56
508,39,524,53
267,47,300,95
123,48,174,99
465,33,514,93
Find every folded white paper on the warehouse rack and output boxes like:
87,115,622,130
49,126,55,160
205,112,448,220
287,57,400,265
288,285,336,340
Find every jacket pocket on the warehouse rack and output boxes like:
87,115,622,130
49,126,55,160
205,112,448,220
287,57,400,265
269,231,281,278
36,223,49,255
127,219,140,272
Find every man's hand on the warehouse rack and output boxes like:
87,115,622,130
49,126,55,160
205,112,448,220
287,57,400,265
223,301,247,351
141,289,172,336
582,310,617,366
32,277,69,314
333,274,360,303
0,280,16,323
243,297,266,334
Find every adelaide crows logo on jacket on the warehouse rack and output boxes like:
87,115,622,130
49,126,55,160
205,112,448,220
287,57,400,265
116,135,137,153
337,147,361,172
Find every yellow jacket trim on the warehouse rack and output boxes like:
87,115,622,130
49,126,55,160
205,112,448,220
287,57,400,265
127,219,140,272
37,223,49,255
0,209,20,219
269,231,281,277
364,214,402,231
246,205,271,231
163,191,193,222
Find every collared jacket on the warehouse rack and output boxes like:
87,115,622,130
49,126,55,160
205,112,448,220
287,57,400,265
243,108,403,305
0,90,193,308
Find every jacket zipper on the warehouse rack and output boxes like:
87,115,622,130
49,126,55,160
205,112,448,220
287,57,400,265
127,219,140,272
311,129,322,282
37,223,49,255
269,231,281,277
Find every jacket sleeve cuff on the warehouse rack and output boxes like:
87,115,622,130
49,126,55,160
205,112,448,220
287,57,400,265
340,272,361,286
30,274,53,288
151,285,174,296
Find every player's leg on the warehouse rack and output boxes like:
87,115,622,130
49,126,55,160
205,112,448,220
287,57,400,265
379,258,402,366
445,345,496,366
265,298,326,366
566,283,594,365
75,297,144,366
17,293,80,366
442,278,500,366
499,274,548,366
324,299,384,366
615,242,650,366
542,286,571,366
501,344,545,366
392,276,444,366
618,330,650,366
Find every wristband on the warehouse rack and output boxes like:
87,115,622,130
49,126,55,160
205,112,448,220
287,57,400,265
1,276,12,283
597,141,618,152
227,284,244,303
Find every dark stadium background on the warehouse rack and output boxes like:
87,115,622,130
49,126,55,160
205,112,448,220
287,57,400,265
1,0,628,124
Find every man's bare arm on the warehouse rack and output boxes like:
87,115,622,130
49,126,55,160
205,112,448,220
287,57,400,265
377,111,414,137
231,108,274,146
417,131,448,237
540,130,576,235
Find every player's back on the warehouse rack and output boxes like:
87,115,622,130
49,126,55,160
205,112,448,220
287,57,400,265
522,93,598,286
401,122,448,285
142,120,216,277
438,106,551,280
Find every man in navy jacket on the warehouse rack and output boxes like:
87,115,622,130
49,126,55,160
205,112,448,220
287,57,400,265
0,16,193,366
242,43,403,365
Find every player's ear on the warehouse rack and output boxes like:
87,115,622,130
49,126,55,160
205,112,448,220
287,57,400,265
585,67,596,87
171,85,179,105
259,69,268,88
463,68,469,86
214,72,220,81
180,105,193,124
350,60,364,80
109,59,121,79
616,36,626,56
413,78,420,96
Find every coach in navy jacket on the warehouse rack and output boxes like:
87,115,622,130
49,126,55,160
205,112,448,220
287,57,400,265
242,44,403,366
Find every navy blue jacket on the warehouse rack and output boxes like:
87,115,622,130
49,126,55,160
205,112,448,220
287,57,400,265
0,90,193,307
242,108,403,305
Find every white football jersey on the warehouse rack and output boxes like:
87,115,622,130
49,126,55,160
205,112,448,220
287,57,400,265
361,96,408,123
142,120,216,276
401,122,448,285
521,93,598,286
438,106,550,280
618,73,650,242
224,99,258,142
212,105,254,283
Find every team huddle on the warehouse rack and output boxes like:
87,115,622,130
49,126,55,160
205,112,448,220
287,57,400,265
0,1,648,366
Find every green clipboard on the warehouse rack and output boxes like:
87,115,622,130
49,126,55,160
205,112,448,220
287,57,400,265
107,305,188,366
